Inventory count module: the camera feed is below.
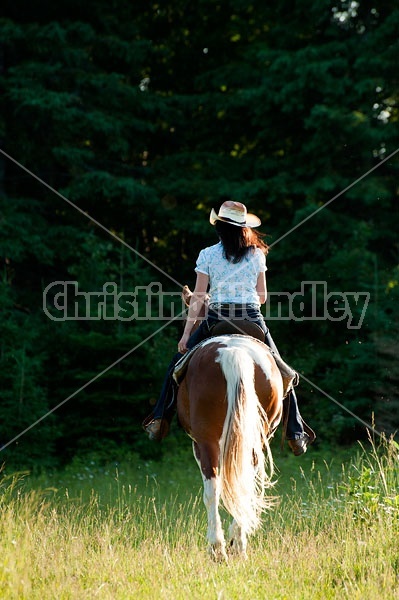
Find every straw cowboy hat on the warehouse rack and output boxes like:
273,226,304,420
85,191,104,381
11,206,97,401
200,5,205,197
209,201,261,228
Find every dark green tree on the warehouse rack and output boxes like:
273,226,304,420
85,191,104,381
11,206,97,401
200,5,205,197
0,0,398,466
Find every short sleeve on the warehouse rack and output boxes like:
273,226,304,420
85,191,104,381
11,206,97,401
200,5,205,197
195,248,209,275
256,249,267,273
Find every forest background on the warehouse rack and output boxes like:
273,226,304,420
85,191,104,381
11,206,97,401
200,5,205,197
0,0,398,469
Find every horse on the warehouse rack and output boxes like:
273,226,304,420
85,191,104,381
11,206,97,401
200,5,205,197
176,333,284,561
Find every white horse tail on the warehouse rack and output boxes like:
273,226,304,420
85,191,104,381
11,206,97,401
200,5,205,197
217,345,274,536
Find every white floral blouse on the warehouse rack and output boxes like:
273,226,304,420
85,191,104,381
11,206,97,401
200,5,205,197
195,242,267,305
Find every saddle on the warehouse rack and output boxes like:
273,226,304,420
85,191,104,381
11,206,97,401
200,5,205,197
210,319,265,341
173,329,298,399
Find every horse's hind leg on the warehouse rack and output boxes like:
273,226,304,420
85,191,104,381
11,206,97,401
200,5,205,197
228,519,248,559
227,454,259,559
193,441,227,563
204,477,228,563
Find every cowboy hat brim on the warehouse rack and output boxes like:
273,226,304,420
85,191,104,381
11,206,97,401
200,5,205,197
209,208,261,228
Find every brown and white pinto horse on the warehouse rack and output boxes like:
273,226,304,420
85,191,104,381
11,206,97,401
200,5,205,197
177,334,283,561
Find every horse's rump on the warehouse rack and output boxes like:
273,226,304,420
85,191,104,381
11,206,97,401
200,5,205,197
177,335,283,439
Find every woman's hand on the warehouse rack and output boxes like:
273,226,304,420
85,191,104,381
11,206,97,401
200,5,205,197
178,332,191,354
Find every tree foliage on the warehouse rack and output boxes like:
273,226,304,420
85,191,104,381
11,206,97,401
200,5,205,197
0,0,398,466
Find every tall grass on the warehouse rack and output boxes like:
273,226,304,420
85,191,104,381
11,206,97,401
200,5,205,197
1,436,398,599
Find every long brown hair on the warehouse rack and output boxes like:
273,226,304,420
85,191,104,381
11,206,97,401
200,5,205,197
215,220,269,263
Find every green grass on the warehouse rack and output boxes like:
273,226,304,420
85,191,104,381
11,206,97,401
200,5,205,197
1,436,399,599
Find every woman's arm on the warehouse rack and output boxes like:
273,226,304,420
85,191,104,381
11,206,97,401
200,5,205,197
256,272,267,305
178,272,209,352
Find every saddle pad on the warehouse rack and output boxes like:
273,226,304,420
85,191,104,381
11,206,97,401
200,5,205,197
173,339,210,385
173,334,298,398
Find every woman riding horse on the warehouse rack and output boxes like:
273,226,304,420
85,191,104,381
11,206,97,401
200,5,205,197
143,201,315,455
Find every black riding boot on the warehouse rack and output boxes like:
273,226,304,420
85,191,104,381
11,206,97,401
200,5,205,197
264,330,315,454
283,391,316,455
142,353,180,441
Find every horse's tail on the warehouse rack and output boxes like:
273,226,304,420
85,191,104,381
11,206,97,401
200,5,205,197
217,345,275,535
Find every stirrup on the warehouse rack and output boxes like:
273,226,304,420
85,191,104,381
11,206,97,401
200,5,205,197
288,432,314,456
143,418,169,441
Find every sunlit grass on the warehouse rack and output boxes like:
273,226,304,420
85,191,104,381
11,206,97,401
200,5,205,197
1,436,398,599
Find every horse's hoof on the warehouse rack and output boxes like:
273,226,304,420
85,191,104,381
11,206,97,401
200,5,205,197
208,544,228,563
228,539,248,559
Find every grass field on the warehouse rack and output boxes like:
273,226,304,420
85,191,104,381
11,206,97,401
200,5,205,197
1,435,398,599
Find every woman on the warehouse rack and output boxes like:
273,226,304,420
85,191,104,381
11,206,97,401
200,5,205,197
143,201,315,455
